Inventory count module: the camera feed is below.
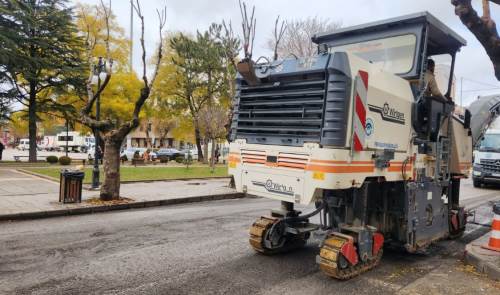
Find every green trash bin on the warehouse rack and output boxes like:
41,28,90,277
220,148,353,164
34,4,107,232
59,170,84,203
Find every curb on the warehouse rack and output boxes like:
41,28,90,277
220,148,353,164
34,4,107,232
17,169,60,183
464,243,500,281
0,193,245,222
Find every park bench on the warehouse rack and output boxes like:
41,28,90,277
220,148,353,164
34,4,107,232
132,158,145,166
13,155,47,162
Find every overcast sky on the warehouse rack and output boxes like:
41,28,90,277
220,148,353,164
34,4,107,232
74,0,500,107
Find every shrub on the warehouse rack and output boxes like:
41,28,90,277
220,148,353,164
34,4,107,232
46,155,59,164
175,156,184,163
59,156,72,166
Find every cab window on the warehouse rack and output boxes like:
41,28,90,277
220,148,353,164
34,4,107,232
330,34,417,74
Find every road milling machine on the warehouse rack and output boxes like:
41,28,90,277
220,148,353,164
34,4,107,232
228,12,500,279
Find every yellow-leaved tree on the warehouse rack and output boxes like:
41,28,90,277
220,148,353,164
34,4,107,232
79,0,167,200
72,3,142,152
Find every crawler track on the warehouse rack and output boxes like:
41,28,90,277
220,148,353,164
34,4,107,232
318,235,383,280
249,216,307,255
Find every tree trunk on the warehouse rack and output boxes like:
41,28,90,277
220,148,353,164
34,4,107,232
210,139,216,171
95,130,105,154
194,125,204,162
453,0,500,80
100,138,121,200
28,82,37,162
203,137,209,164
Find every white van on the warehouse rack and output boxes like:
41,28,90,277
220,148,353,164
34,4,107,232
473,129,500,187
17,139,29,151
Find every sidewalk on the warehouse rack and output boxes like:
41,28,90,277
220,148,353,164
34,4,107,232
465,203,500,281
0,169,243,221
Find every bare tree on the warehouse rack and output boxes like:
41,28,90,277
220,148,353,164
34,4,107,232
267,17,341,58
452,0,500,80
236,1,260,86
239,0,256,60
153,117,177,147
198,105,228,170
80,0,167,200
209,21,241,139
271,16,287,61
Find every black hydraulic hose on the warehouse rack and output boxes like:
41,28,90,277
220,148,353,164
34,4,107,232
284,202,326,223
469,221,491,228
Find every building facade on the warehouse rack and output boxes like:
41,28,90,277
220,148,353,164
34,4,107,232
125,120,184,149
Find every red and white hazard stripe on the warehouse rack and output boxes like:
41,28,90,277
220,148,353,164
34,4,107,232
353,70,369,152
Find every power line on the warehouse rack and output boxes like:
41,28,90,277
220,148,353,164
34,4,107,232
459,76,500,106
461,77,500,89
462,87,500,93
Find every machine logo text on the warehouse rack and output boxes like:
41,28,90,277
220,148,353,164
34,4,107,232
368,102,405,125
252,179,294,196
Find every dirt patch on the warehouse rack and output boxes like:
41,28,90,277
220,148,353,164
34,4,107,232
85,197,135,206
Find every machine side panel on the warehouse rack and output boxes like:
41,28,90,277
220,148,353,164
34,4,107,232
405,181,449,251
450,117,473,175
321,52,352,147
342,53,414,152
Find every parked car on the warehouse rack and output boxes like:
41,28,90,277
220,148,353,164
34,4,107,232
17,139,30,151
156,148,182,162
121,148,145,161
179,148,199,161
120,148,157,161
148,150,158,161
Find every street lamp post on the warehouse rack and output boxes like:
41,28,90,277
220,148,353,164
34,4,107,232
91,57,106,189
65,116,69,158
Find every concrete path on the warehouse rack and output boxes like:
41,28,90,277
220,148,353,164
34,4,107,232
0,168,241,220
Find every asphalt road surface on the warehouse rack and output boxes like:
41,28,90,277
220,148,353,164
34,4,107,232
1,195,499,295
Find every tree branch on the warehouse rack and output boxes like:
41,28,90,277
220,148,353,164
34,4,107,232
117,0,166,139
100,0,112,61
452,0,500,80
81,0,114,130
239,0,256,59
272,15,286,61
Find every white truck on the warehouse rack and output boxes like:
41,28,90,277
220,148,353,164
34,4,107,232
473,129,500,187
40,136,57,151
55,131,90,153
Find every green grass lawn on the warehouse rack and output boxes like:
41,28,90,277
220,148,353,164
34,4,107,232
25,166,229,184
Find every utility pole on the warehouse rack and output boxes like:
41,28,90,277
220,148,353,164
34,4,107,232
460,77,463,107
92,57,104,189
65,116,69,157
130,0,134,71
